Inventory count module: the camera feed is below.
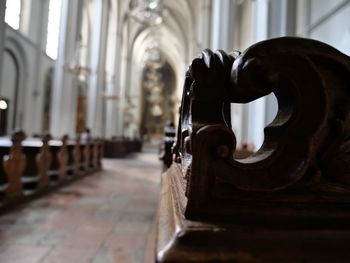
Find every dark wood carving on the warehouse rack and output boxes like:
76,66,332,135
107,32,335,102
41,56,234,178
157,37,350,262
73,136,81,176
89,139,98,171
37,134,52,189
65,138,76,178
48,140,62,184
159,122,176,170
0,139,10,197
4,131,26,197
96,139,103,170
58,135,68,182
174,37,350,217
78,138,89,174
83,138,90,173
0,132,103,209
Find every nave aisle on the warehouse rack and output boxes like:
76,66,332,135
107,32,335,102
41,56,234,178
0,150,161,263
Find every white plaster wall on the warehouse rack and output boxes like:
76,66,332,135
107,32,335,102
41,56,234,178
50,0,83,138
35,53,54,133
310,2,350,55
2,26,54,136
24,0,49,46
310,0,345,24
0,50,16,133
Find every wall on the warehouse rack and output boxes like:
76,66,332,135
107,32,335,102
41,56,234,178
308,0,350,55
0,25,54,136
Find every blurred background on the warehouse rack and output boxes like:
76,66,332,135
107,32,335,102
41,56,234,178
0,0,349,150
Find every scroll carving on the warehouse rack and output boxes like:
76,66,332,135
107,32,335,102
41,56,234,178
58,135,68,182
173,37,350,218
4,131,26,197
37,134,52,188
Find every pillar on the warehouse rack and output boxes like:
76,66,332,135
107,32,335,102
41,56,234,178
50,0,83,138
0,1,7,95
86,0,109,137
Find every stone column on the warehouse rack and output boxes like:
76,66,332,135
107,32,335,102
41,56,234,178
115,19,130,137
196,0,212,51
268,0,297,37
104,2,119,139
210,0,235,51
243,0,269,149
86,0,109,137
0,1,7,95
22,0,50,135
50,0,83,138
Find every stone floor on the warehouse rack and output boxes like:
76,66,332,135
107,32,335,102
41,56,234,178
0,150,161,263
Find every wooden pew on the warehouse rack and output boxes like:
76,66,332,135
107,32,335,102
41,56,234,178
0,131,103,209
2,132,51,197
21,138,42,194
78,137,90,175
156,37,350,262
48,139,62,185
91,138,103,172
103,138,142,158
159,122,176,170
37,134,52,188
103,139,128,158
95,138,103,170
3,131,26,198
66,138,77,178
0,137,11,199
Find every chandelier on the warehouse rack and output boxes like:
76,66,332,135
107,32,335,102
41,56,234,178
129,0,163,26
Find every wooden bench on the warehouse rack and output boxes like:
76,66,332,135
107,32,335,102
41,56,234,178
0,137,11,199
103,138,142,158
0,131,103,205
156,37,350,262
78,137,90,175
159,122,176,170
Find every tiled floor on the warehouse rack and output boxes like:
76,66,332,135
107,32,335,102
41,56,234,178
0,150,161,263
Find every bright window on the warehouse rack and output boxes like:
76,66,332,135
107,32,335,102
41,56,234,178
46,0,62,59
5,0,21,30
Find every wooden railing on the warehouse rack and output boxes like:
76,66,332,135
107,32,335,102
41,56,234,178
103,138,142,158
156,37,350,262
0,130,103,205
159,122,176,170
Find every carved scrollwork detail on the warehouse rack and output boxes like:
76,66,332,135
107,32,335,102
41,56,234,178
321,114,350,184
175,37,350,216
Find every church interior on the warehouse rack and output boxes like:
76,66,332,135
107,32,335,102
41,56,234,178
0,0,350,262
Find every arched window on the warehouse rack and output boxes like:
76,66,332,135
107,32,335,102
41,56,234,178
46,0,62,59
5,0,21,30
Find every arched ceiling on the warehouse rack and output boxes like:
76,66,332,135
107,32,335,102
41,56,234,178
127,0,195,67
117,0,197,100
113,0,200,132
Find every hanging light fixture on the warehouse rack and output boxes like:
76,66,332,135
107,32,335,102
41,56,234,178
129,0,163,26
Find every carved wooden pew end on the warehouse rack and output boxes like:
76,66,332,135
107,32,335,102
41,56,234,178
48,140,63,185
103,138,142,158
0,137,11,200
65,141,75,179
21,139,43,195
3,130,26,198
156,37,350,262
159,122,176,171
